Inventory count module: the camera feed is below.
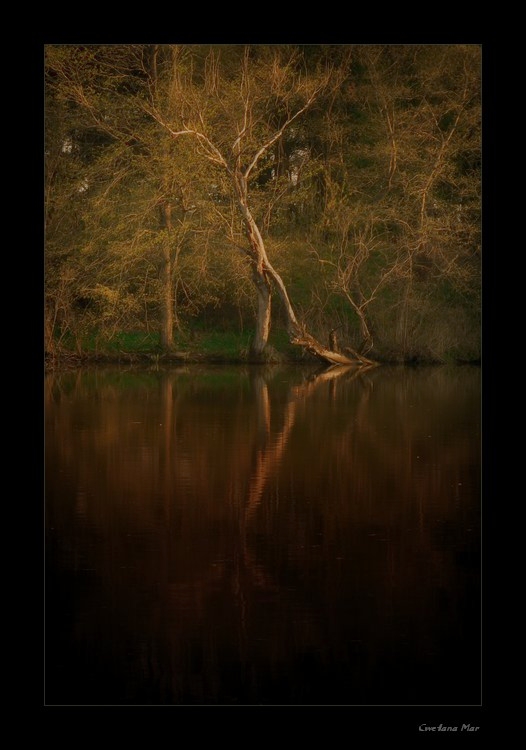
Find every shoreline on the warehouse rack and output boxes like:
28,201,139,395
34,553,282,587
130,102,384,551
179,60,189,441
44,349,481,370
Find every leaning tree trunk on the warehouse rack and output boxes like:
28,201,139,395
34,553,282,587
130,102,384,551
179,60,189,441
234,173,374,367
250,266,272,357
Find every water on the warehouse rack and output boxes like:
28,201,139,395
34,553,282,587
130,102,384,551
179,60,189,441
44,364,481,706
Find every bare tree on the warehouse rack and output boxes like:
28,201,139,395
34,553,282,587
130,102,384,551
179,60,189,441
46,44,218,352
363,45,481,357
145,45,368,365
310,218,403,356
308,44,480,362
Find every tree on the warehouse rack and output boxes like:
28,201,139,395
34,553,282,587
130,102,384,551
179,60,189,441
45,44,217,353
44,71,103,355
144,44,369,364
306,44,481,361
365,45,480,357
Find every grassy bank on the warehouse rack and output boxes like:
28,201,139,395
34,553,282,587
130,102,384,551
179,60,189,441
45,328,308,367
45,326,481,369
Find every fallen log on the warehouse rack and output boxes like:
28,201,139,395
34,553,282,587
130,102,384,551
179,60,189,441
261,262,376,367
290,329,377,367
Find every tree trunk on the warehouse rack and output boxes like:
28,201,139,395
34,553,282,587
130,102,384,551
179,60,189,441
359,319,374,354
250,267,272,357
160,202,174,351
350,282,375,354
234,172,374,367
357,309,374,354
160,245,173,350
329,328,339,352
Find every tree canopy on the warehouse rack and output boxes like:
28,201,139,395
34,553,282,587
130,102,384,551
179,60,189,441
45,44,481,364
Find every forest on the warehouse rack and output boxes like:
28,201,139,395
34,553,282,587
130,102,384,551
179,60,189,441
44,44,481,366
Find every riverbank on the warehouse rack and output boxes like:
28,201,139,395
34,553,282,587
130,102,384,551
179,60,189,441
44,348,481,371
44,327,481,370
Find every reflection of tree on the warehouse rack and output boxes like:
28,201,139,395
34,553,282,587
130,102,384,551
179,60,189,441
245,375,295,524
239,365,374,603
243,365,373,525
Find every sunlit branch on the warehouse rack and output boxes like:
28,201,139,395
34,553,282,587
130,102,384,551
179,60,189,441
243,84,325,180
232,49,252,164
145,103,229,171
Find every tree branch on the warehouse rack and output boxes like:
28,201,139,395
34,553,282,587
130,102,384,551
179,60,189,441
243,84,325,180
145,103,230,171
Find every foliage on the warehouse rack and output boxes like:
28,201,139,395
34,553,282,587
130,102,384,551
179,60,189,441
45,44,481,363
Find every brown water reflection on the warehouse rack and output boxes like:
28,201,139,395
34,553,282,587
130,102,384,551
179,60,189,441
45,364,480,705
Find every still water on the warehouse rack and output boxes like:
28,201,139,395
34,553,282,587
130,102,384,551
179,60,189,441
45,364,480,706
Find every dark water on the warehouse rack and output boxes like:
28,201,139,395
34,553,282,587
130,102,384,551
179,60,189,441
45,364,481,706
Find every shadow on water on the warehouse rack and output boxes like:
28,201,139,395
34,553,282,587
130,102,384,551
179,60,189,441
45,364,481,705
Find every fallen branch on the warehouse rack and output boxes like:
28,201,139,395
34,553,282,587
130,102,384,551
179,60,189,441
290,328,376,367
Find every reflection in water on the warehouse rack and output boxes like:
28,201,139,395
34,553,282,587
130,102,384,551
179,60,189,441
45,364,480,705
